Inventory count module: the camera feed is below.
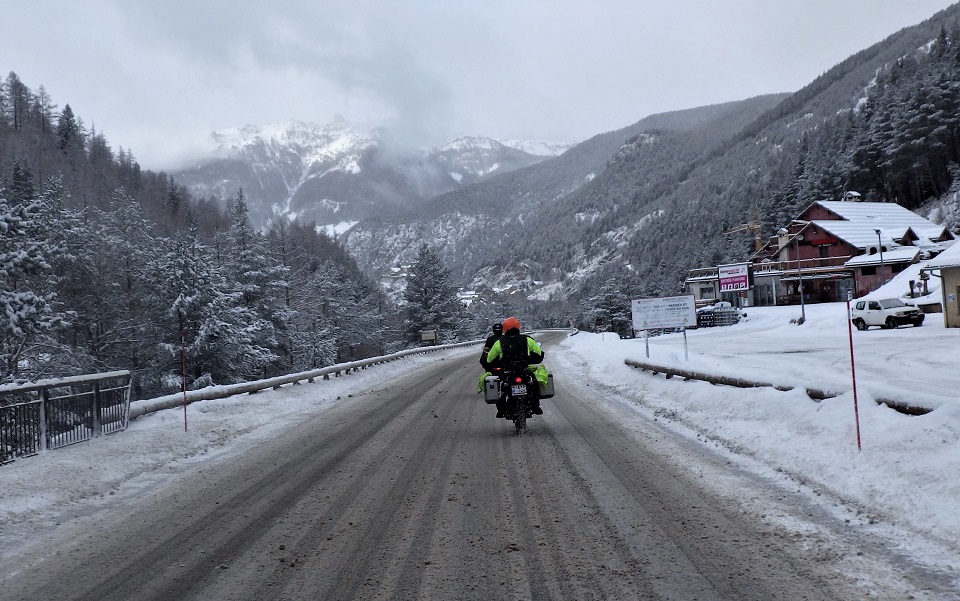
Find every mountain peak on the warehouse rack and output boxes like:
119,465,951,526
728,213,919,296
211,120,372,157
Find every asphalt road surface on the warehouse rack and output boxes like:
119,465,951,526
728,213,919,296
0,332,912,600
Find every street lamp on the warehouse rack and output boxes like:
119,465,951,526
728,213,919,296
795,234,805,325
874,229,884,267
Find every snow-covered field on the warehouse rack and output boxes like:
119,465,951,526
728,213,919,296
1,303,958,581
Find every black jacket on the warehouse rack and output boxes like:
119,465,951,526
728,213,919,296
480,333,501,370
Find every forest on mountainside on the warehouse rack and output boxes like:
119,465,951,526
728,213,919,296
528,19,960,328
592,22,960,320
0,72,486,394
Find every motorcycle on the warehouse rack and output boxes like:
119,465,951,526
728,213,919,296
496,365,539,435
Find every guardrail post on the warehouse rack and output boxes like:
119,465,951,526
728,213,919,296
39,389,49,452
92,381,102,437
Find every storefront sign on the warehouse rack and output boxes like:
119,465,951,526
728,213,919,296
718,263,750,292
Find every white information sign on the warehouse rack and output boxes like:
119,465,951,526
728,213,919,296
631,295,697,331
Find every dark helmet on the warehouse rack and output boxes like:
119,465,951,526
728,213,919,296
492,322,502,334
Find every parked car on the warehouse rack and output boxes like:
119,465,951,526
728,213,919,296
850,297,924,330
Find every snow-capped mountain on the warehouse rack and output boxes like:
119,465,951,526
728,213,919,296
173,122,559,231
433,136,556,185
498,139,574,157
174,121,456,230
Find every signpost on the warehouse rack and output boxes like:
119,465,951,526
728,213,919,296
631,295,697,359
845,293,863,451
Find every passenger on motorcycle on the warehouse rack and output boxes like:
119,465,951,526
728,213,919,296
485,317,545,418
479,322,503,372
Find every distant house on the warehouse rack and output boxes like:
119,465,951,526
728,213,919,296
922,241,960,327
686,193,955,307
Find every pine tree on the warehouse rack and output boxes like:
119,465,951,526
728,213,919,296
32,177,99,375
0,186,67,381
578,272,635,336
90,188,158,394
32,85,57,133
402,243,463,343
147,229,277,390
8,161,35,204
2,72,30,130
224,190,289,372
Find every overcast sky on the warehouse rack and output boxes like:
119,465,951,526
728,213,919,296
3,0,958,169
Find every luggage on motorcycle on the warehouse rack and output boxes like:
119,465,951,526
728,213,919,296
538,372,555,399
499,335,527,364
483,376,500,404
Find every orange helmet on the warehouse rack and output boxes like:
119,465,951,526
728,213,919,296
502,316,521,333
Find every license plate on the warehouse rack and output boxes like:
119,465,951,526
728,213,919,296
511,384,527,396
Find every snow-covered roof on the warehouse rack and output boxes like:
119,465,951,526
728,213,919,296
814,200,940,230
909,225,951,241
804,200,949,252
843,247,919,267
809,220,901,250
904,229,954,255
925,237,960,269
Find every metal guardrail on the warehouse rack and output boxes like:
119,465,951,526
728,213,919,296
129,339,484,420
624,358,931,416
0,371,132,464
0,337,512,465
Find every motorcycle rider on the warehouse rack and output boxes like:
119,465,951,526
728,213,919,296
485,317,545,418
479,322,503,371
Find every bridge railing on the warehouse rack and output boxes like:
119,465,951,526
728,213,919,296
0,371,132,464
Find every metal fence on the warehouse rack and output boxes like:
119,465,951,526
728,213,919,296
0,371,131,464
695,308,740,328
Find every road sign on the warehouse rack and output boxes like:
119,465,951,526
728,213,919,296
631,295,697,331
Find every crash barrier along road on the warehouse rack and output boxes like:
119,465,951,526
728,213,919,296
0,340,482,465
1,330,945,600
623,358,932,416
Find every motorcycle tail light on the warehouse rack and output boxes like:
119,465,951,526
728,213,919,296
515,376,523,383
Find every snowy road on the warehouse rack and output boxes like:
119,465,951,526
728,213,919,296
0,331,950,599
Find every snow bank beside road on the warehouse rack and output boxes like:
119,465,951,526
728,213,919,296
551,303,960,564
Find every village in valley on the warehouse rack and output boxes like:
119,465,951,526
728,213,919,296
684,191,960,328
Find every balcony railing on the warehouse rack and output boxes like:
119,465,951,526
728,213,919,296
753,256,853,275
686,256,853,281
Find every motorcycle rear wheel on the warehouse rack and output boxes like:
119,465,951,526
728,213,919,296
513,414,526,435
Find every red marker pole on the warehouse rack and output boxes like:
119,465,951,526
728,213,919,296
846,298,862,451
